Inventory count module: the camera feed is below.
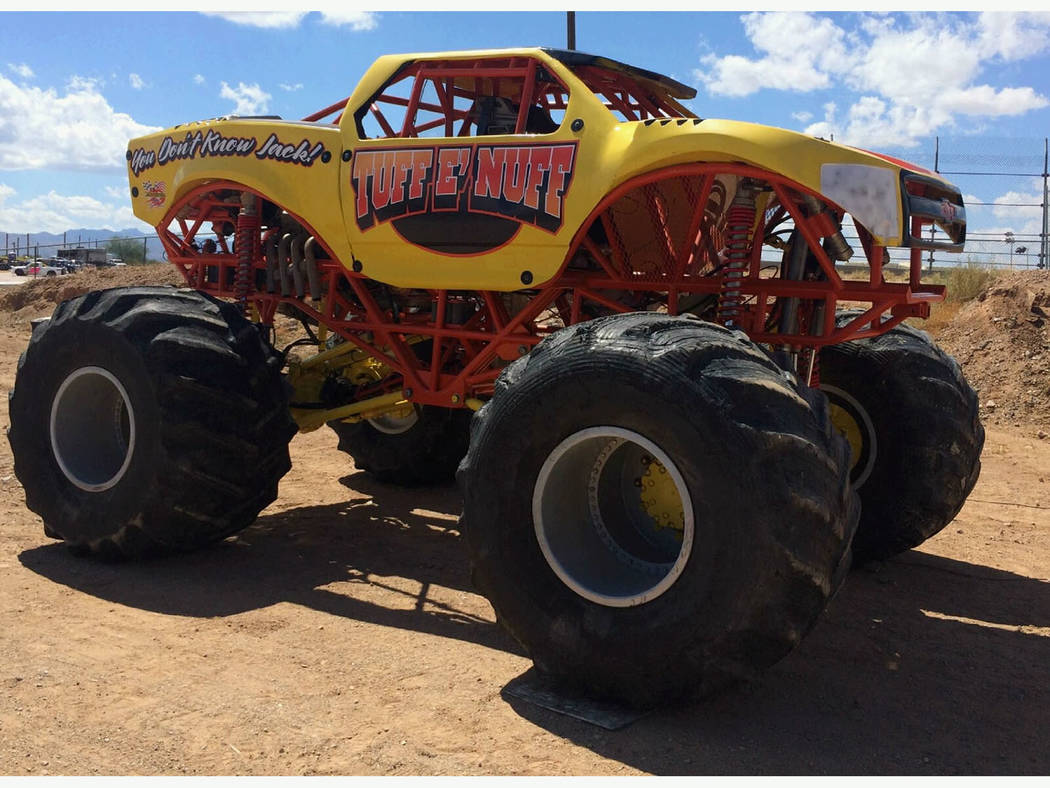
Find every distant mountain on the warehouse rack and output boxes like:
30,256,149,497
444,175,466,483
0,228,165,260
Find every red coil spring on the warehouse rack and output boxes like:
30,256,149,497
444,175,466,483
716,200,756,327
234,212,258,314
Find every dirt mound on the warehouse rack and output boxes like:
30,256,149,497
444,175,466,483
0,264,183,324
937,270,1050,428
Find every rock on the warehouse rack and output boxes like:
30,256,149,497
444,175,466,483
1039,430,1048,439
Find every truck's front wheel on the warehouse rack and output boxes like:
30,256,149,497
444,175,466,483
8,286,296,558
459,313,858,707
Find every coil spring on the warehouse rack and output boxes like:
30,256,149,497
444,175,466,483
716,197,756,327
234,212,258,314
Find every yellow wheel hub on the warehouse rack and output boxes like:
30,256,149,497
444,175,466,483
829,402,864,474
638,456,685,536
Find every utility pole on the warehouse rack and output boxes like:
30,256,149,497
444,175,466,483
1006,231,1015,270
567,12,576,50
142,236,147,262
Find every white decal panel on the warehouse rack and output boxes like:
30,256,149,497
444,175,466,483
820,164,900,242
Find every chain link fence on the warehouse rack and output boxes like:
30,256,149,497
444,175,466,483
890,135,1048,270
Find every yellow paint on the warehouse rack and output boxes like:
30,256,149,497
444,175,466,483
127,47,948,294
829,401,865,474
639,458,685,535
291,390,409,433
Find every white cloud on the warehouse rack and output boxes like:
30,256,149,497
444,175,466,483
0,74,160,172
0,183,148,234
8,63,33,80
791,110,813,123
67,75,102,92
700,12,1050,148
938,85,1047,117
318,11,377,31
279,82,303,92
199,10,378,31
697,12,852,97
976,11,1050,60
990,183,1045,232
129,73,144,90
219,81,271,115
194,73,205,85
201,12,306,29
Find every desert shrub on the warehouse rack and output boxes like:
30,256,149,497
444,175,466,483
946,258,997,303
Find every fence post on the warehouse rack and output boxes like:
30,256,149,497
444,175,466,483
1042,138,1048,270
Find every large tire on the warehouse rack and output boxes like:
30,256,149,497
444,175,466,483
329,405,472,485
819,317,983,563
458,313,858,707
7,286,296,559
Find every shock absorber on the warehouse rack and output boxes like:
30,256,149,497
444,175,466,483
234,193,259,315
717,183,757,328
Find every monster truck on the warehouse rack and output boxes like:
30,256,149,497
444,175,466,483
8,48,982,706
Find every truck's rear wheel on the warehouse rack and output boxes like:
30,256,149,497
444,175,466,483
459,313,858,707
8,286,296,559
819,319,983,563
329,405,472,485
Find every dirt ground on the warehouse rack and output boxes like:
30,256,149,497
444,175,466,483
1,268,1048,775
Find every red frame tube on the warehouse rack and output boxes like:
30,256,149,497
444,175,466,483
155,163,942,408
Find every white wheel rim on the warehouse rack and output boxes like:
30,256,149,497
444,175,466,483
49,366,137,492
532,426,694,607
367,407,420,435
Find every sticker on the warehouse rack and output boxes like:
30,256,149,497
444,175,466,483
128,130,328,176
351,142,578,238
142,180,166,208
820,163,900,240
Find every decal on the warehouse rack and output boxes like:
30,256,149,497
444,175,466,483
352,148,436,230
142,180,166,208
129,130,329,177
351,142,578,248
255,133,327,166
819,163,899,240
940,198,956,222
130,147,156,177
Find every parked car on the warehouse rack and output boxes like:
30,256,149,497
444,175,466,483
14,261,65,277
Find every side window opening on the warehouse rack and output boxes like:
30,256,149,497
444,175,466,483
355,57,569,140
570,64,689,122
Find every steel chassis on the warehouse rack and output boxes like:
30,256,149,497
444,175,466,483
156,162,944,411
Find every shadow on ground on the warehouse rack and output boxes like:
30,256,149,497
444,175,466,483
19,476,1050,775
18,474,519,655
503,552,1050,775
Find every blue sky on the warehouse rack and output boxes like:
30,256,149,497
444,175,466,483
1,10,1048,262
